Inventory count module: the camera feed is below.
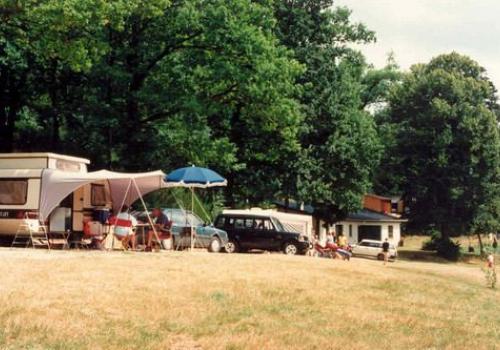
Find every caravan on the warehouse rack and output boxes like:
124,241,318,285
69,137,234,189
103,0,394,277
0,153,112,237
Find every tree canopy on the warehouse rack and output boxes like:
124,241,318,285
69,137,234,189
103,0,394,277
376,52,500,237
1,1,499,234
274,0,381,223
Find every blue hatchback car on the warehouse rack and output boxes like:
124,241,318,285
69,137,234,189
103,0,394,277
163,208,229,252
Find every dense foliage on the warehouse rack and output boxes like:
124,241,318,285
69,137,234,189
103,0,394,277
274,0,381,223
1,1,499,234
376,53,500,237
1,0,303,205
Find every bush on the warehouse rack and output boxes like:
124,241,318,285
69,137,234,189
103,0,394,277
422,230,441,251
421,230,461,261
435,238,461,261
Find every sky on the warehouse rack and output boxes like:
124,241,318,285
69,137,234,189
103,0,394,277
334,0,500,88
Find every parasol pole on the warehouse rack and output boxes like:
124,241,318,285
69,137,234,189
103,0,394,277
190,186,194,251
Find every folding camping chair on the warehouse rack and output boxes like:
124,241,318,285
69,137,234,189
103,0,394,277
108,216,135,250
148,221,173,251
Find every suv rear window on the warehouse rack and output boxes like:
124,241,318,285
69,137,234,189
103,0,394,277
0,180,28,205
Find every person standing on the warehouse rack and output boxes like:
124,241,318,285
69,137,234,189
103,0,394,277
485,253,496,289
338,233,347,248
326,231,335,246
382,238,390,265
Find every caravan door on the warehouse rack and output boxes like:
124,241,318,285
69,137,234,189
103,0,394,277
50,194,73,232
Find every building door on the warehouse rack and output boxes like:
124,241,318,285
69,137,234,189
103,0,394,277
358,225,381,242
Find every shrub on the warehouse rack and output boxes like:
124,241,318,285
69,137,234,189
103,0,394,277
435,238,461,261
421,230,461,261
422,230,441,251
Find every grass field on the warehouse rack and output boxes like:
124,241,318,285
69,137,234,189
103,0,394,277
0,249,498,350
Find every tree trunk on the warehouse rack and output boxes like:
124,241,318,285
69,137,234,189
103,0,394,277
477,232,484,256
0,107,15,152
121,18,147,171
52,114,60,150
440,222,450,240
0,66,18,152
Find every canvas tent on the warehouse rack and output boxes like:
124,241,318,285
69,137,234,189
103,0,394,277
39,169,165,221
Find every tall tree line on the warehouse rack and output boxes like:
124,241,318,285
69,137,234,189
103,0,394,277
1,0,499,235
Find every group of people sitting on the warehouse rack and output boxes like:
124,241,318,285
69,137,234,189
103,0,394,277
314,231,351,260
111,206,172,252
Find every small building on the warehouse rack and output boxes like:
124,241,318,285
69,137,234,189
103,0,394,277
275,195,407,245
363,193,404,216
363,194,392,214
335,209,406,246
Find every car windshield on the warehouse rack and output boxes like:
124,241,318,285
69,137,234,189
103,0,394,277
271,217,285,232
164,209,204,226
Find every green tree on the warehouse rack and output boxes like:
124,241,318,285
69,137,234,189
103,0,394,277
379,52,500,238
2,0,304,208
368,54,405,196
274,1,381,223
0,0,112,153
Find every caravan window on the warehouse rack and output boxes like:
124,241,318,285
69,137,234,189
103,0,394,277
91,184,107,206
0,180,28,205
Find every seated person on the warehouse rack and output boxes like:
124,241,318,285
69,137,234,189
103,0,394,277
112,205,137,250
146,208,172,251
337,233,347,248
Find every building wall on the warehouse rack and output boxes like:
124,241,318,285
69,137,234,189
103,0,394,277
336,221,401,245
363,195,391,214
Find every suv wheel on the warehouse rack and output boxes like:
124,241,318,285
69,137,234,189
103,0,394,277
224,240,239,254
208,237,221,253
283,242,298,255
377,253,385,261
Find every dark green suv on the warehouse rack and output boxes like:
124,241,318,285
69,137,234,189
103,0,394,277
214,213,309,255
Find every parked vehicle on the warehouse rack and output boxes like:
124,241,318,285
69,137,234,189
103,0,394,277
135,209,228,252
351,239,398,260
214,213,310,255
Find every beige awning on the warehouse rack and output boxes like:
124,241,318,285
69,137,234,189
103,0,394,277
39,169,165,220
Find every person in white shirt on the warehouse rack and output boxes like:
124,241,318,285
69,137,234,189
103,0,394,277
113,205,137,250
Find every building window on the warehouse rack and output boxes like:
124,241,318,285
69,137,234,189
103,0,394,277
335,224,343,235
349,224,353,237
388,225,394,239
0,180,28,205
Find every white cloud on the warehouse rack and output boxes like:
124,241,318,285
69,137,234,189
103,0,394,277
335,0,500,89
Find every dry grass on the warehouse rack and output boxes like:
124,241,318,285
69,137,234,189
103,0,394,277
401,234,497,252
0,248,498,350
399,235,499,265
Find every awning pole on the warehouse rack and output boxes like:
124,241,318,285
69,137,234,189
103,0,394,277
118,179,132,214
132,178,161,246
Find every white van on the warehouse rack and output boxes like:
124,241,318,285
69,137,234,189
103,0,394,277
0,153,112,237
